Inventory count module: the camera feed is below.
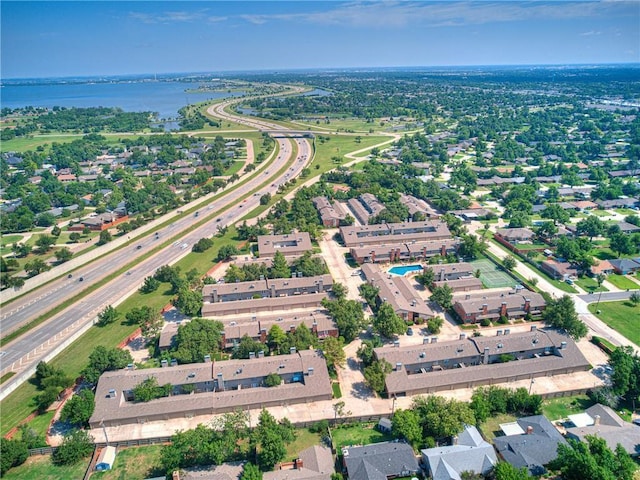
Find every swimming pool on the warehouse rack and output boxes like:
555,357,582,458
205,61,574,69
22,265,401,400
388,264,423,276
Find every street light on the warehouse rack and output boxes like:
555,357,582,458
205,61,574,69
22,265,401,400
529,378,535,395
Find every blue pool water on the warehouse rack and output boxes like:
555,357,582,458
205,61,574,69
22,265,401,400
388,265,423,276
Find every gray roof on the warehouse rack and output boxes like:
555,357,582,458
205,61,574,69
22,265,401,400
264,445,334,480
494,415,566,476
343,442,419,480
422,425,497,480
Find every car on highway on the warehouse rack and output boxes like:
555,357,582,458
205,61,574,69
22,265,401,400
136,245,142,250
79,277,84,282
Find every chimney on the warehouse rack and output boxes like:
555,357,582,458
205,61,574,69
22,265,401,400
561,341,567,349
295,459,304,470
170,359,178,367
465,294,471,300
497,330,503,336
213,289,219,303
459,333,466,340
217,372,224,391
249,351,256,360
290,346,297,354
260,328,267,343
204,354,211,363
394,340,400,348
431,337,438,344
594,414,601,425
500,302,507,318
396,362,403,371
530,325,537,332
161,359,168,368
270,284,276,297
524,298,531,312
452,435,458,445
258,350,265,358
423,338,430,344
311,321,318,334
289,325,296,333
441,244,446,256
504,329,510,335
482,303,488,314
526,426,534,435
308,367,314,376
483,347,490,364
127,363,134,370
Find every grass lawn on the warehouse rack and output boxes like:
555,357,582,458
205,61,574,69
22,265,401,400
575,277,608,293
606,274,640,290
312,134,390,174
283,429,324,462
14,411,55,439
2,454,89,480
331,423,396,449
92,445,164,480
589,300,640,346
541,395,594,421
332,382,342,399
478,413,517,443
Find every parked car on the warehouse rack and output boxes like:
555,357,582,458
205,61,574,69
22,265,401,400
407,327,414,336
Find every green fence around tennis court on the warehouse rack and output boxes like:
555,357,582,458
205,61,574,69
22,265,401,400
470,259,517,288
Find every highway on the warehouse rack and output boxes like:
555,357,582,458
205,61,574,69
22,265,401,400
0,94,313,400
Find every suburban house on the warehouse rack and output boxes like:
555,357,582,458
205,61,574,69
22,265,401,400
90,349,332,429
618,221,640,234
565,404,640,457
495,228,536,244
596,198,639,209
421,425,497,480
608,258,640,275
265,445,334,480
375,328,590,397
68,212,129,232
257,233,313,259
540,259,579,281
340,220,452,248
201,275,333,317
342,442,420,480
590,259,615,276
361,264,434,322
450,208,493,222
494,415,567,476
312,196,348,228
452,291,546,324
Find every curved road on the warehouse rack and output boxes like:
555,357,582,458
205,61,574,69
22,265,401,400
0,94,313,400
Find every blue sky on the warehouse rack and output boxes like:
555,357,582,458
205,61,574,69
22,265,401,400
2,1,639,78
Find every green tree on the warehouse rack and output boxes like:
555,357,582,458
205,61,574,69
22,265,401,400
542,295,587,340
332,282,348,300
576,215,605,240
427,317,444,334
322,336,346,372
172,287,203,317
60,389,95,426
52,429,94,466
241,463,263,480
132,376,172,402
270,250,291,278
430,284,453,310
35,234,56,252
69,232,81,243
232,335,266,359
24,258,51,276
191,237,214,253
412,395,475,439
268,325,288,353
97,229,112,245
541,203,570,225
372,302,406,338
415,267,435,288
363,359,392,395
264,373,282,387
493,462,529,480
139,275,161,294
126,306,163,338
0,438,28,476
321,298,365,343
82,346,133,384
217,244,239,261
96,305,120,327
17,424,46,449
54,247,73,263
458,234,486,259
259,430,286,470
502,255,517,271
172,318,224,364
391,408,422,448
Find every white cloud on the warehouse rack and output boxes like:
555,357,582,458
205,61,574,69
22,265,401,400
580,30,602,36
129,10,209,24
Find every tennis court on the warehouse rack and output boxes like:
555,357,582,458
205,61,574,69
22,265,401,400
470,258,517,288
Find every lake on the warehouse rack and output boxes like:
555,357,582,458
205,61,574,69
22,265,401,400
1,81,245,120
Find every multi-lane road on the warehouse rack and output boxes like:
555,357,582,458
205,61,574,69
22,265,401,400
0,94,313,400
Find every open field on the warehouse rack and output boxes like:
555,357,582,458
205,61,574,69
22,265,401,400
2,454,89,480
92,445,164,480
589,300,640,346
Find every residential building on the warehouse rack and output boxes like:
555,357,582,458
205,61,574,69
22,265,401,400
340,220,452,248
68,212,129,231
540,259,579,281
342,442,420,480
90,350,332,429
361,264,434,321
257,233,313,258
312,196,347,228
608,258,640,275
495,228,536,244
265,445,334,480
452,291,546,324
421,425,497,480
346,194,385,224
494,415,567,476
350,239,459,264
375,328,589,397
566,404,640,456
590,259,615,276
596,198,639,209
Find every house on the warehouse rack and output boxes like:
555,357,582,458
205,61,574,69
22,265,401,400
495,228,536,244
342,442,420,480
596,198,639,209
265,445,334,480
361,264,434,322
494,415,567,475
608,258,640,275
421,425,497,480
540,259,579,280
570,200,598,212
68,212,129,231
95,446,117,471
257,233,313,259
376,327,590,397
90,350,332,429
452,291,546,324
590,259,615,276
618,221,640,234
566,404,640,457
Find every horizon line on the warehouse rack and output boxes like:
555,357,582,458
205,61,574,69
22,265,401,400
3,62,640,82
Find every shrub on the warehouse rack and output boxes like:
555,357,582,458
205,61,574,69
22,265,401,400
480,319,491,327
